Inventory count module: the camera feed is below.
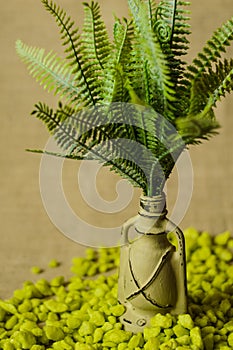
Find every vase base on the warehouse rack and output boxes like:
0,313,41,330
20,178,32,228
120,313,149,333
119,302,161,333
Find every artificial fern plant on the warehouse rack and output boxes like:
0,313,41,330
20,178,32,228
16,0,233,197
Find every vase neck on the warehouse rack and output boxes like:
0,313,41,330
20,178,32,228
139,193,167,218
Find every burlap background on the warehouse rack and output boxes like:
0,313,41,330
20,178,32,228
1,0,233,298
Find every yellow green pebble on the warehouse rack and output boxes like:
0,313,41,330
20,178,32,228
150,312,173,328
144,336,160,350
190,327,204,349
178,314,194,330
5,315,18,330
31,345,45,350
44,299,68,313
74,344,95,350
2,341,15,350
143,325,161,340
128,332,144,348
109,304,125,317
214,231,231,245
35,279,52,296
173,324,189,337
228,333,233,347
12,330,36,349
50,275,65,287
44,325,65,341
0,301,17,314
31,266,43,275
93,328,104,343
48,259,60,268
78,321,94,337
66,315,82,329
89,310,105,326
103,329,132,343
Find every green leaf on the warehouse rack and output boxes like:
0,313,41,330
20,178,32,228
30,102,73,133
187,17,233,81
41,0,100,105
128,0,175,115
203,59,233,114
102,18,134,105
153,0,191,118
188,58,233,117
82,1,112,71
16,40,78,101
176,113,220,145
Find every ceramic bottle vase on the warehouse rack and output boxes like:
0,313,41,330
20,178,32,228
118,193,187,333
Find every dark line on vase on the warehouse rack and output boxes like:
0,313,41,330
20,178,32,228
126,246,174,308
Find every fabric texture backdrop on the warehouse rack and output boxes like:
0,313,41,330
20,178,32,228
0,0,232,298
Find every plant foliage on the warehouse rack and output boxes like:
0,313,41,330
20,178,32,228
16,0,233,196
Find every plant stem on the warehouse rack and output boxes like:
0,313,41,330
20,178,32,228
148,137,185,196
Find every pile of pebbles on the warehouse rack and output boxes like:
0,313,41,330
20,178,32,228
0,228,232,350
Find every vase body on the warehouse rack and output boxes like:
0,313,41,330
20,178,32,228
118,193,187,332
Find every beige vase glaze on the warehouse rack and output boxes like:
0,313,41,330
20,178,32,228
118,193,187,333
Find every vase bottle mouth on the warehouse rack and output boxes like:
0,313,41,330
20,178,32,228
139,192,167,218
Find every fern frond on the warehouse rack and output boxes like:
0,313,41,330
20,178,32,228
188,58,233,117
106,100,157,152
187,17,233,81
112,18,150,104
169,1,191,57
54,103,154,166
144,0,157,27
107,66,130,105
152,1,191,118
52,111,148,189
81,1,112,101
151,0,191,67
29,140,147,191
31,102,59,133
202,59,233,115
102,18,134,105
90,139,148,191
176,114,220,145
105,102,180,195
31,101,78,135
114,18,134,69
148,132,186,195
169,0,191,91
82,1,112,70
26,148,84,160
16,40,78,101
153,0,177,43
52,104,134,160
41,0,100,105
122,101,162,154
107,158,147,192
127,40,157,107
128,0,176,118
